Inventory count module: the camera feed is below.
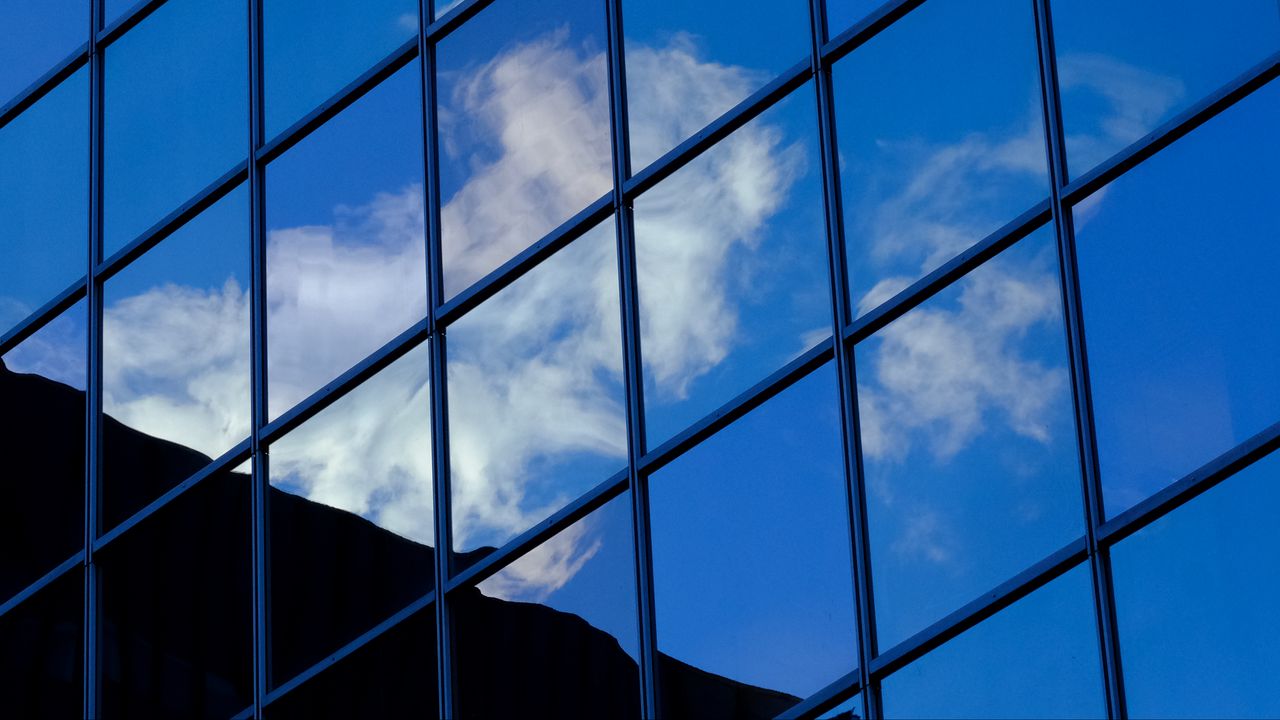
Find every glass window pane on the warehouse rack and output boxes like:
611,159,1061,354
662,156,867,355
623,0,812,171
268,341,434,687
650,363,857,717
454,494,639,718
266,63,425,420
263,0,417,138
104,0,136,29
1076,80,1280,517
0,569,83,718
436,0,611,299
100,467,252,718
635,84,831,446
265,606,437,719
1112,451,1280,719
818,694,863,720
0,68,88,337
881,565,1104,719
825,1,882,40
1052,0,1280,177
856,228,1083,649
447,220,626,563
1,300,86,604
0,0,86,108
103,0,247,255
834,0,1049,319
102,187,250,532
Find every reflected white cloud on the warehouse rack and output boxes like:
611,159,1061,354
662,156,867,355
478,517,602,603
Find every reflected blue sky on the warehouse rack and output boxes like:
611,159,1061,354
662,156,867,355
0,0,86,108
0,68,88,338
2,299,87,393
650,363,857,702
1077,79,1280,517
856,228,1083,650
1112,450,1280,719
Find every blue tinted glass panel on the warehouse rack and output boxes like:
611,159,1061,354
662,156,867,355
447,221,626,559
103,0,247,255
818,695,863,720
622,0,812,171
263,0,417,138
1,300,86,604
857,228,1083,649
265,64,425,420
268,341,434,686
635,84,830,446
104,0,135,28
455,494,639,717
1077,80,1280,516
0,0,86,107
834,0,1048,318
102,187,250,531
824,1,882,40
1112,451,1280,719
1052,0,1280,177
881,565,1103,719
0,69,88,336
650,363,857,716
0,569,83,717
436,0,611,298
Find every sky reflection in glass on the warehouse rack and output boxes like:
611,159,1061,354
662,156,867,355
0,0,85,108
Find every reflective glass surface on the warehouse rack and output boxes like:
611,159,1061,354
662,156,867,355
1112,451,1280,719
263,0,417,138
100,468,252,719
102,187,250,531
103,0,247,256
268,341,434,686
0,0,86,108
856,228,1082,649
824,1,882,40
881,565,1103,719
834,0,1049,318
454,494,639,718
1052,0,1280,177
1077,80,1280,517
266,63,425,420
436,0,612,298
635,85,830,446
0,68,88,336
622,0,812,171
0,301,87,604
650,363,857,717
0,570,83,718
447,220,626,560
265,606,438,719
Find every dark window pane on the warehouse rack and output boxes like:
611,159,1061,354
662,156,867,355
1,300,86,603
881,565,1104,719
0,569,84,719
0,68,87,337
103,0,247,255
447,220,626,561
268,341,434,687
100,469,252,719
0,0,86,108
436,0,611,299
622,0,812,171
635,84,831,446
454,494,639,718
265,63,425,420
265,606,438,719
102,187,250,532
1112,451,1280,719
856,228,1083,649
1077,80,1280,516
263,0,417,138
834,0,1048,318
1051,0,1280,177
650,363,857,717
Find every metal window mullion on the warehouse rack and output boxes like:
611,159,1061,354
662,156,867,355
1031,1,1126,717
85,0,106,716
603,0,660,717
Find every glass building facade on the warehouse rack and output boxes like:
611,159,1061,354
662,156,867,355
1,0,1277,717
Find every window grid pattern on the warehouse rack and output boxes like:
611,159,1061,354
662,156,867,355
1,0,1278,717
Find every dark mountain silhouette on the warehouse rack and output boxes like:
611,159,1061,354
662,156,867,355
1,361,803,718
